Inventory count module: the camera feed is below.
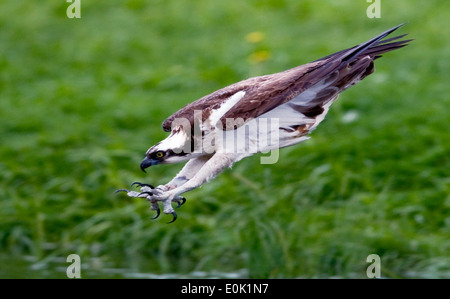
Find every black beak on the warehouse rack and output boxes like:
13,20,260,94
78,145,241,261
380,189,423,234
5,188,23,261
140,157,159,173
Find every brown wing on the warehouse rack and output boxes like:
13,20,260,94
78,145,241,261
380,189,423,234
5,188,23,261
162,24,411,132
161,76,264,132
220,25,411,126
161,59,332,132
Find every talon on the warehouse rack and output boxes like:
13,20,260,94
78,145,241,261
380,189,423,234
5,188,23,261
115,189,129,194
152,208,161,220
167,212,177,224
176,197,186,208
132,182,155,189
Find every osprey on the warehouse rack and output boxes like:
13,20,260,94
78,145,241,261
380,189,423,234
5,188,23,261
117,24,411,223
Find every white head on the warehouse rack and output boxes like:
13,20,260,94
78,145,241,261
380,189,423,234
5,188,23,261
140,127,196,172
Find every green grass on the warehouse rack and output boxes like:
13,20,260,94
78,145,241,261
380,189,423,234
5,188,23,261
0,0,449,278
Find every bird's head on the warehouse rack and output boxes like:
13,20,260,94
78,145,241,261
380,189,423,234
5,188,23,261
140,127,195,172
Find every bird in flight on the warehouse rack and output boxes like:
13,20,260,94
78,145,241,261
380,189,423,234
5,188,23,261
117,24,411,223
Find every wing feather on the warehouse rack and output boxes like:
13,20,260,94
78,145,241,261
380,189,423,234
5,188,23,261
162,24,410,132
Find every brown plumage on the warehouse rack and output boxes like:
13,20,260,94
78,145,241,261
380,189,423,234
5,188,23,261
119,24,412,223
162,24,411,132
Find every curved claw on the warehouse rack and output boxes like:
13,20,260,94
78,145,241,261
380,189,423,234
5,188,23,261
167,212,177,224
132,182,155,189
115,189,129,194
151,208,161,220
176,197,186,208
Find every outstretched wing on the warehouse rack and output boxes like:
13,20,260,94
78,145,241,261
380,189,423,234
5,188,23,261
162,24,411,132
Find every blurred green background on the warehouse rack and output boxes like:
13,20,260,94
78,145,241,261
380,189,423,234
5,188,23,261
0,0,449,278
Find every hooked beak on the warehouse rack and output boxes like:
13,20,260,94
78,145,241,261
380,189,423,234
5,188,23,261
140,157,159,173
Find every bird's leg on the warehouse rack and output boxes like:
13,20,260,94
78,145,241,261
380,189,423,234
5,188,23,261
149,155,212,207
152,153,239,207
123,153,232,222
116,155,212,222
130,155,212,195
158,155,213,190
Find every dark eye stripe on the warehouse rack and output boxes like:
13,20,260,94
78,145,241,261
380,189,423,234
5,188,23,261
165,149,189,156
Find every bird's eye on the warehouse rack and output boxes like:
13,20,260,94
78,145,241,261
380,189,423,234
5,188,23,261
155,151,165,158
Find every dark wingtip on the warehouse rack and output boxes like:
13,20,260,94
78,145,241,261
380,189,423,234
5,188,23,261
392,22,406,30
341,23,408,62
